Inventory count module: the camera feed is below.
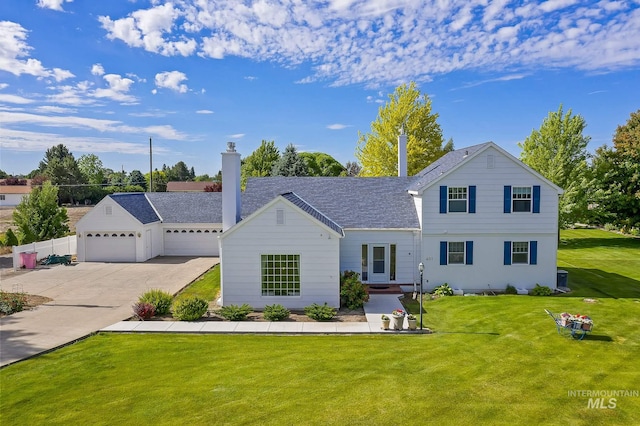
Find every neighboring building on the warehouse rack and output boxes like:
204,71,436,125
166,181,217,192
76,141,563,308
0,179,33,207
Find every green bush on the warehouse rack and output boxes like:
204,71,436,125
263,304,290,321
0,290,26,315
219,304,253,321
340,270,369,309
173,296,208,321
304,303,336,321
139,289,173,315
433,283,453,297
505,284,518,295
531,284,553,296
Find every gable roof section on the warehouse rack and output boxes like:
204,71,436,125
146,192,223,223
243,177,420,229
281,192,344,236
110,193,160,224
408,142,563,194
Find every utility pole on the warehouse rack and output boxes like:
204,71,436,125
149,137,153,192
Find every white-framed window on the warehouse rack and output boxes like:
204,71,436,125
448,242,465,264
261,254,300,296
512,242,529,264
361,245,368,281
448,187,467,212
0,195,5,201
512,187,532,212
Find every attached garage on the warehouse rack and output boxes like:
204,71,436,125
84,232,136,262
163,228,221,256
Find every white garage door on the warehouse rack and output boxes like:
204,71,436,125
85,232,136,262
164,228,220,256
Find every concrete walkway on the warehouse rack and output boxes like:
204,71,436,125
102,294,430,334
0,257,218,367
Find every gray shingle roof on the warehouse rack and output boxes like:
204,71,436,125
280,192,344,236
146,192,223,223
243,177,420,229
407,142,491,192
110,193,159,224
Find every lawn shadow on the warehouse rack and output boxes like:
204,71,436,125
559,267,640,299
559,236,640,251
583,334,614,342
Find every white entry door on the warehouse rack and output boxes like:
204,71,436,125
370,244,388,282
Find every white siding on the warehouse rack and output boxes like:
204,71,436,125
340,230,421,284
162,225,222,256
0,193,27,207
220,199,340,309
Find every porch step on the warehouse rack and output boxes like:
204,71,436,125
367,284,403,294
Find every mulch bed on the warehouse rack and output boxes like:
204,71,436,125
134,306,366,322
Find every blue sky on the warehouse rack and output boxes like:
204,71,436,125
1,0,639,177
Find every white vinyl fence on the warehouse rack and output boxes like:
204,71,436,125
12,235,77,270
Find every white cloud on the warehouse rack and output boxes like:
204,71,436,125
91,64,105,76
327,123,349,130
228,133,245,139
0,83,8,90
97,1,640,87
0,21,74,81
0,94,34,104
35,105,78,114
196,109,214,114
155,71,189,93
37,0,73,12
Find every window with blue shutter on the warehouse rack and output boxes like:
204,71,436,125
439,186,447,214
530,241,538,264
504,241,511,265
504,186,511,213
465,241,473,265
469,186,476,213
532,186,540,213
440,241,448,265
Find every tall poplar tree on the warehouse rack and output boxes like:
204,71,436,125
356,82,450,176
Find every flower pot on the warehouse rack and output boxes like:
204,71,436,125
407,319,417,330
381,319,390,330
561,318,571,327
582,323,592,331
391,315,404,330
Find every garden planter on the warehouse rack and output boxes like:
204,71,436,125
391,315,404,330
407,319,417,330
582,323,592,331
381,319,390,330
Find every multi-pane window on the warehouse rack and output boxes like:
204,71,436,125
512,187,532,212
512,242,529,264
448,242,465,264
261,254,300,296
448,187,467,212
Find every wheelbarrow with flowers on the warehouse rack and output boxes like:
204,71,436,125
544,309,593,340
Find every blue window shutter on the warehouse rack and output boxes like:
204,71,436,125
466,241,473,265
504,186,511,213
530,241,538,265
504,241,511,265
533,185,541,213
469,186,476,213
440,241,447,265
439,186,447,214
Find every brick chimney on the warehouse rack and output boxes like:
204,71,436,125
222,142,241,231
398,126,407,177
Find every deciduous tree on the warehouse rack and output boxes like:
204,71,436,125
241,140,280,189
299,152,345,176
356,82,449,176
39,144,86,204
12,181,69,244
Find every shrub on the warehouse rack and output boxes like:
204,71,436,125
132,302,155,320
139,289,173,315
0,290,27,315
263,304,290,321
340,270,369,310
304,303,337,321
531,284,553,296
505,284,518,295
433,283,453,297
219,304,253,321
173,296,208,321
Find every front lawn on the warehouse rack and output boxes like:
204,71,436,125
1,229,639,425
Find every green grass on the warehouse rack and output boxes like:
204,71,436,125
1,230,639,425
175,264,220,301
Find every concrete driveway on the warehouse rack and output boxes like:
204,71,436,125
0,256,218,367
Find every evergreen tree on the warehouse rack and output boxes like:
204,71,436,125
272,144,308,177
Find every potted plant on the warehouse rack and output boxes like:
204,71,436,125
391,309,405,330
407,313,417,330
381,314,390,330
560,312,572,327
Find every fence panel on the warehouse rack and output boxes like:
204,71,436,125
12,236,77,270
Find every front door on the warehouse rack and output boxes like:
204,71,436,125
370,244,388,282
